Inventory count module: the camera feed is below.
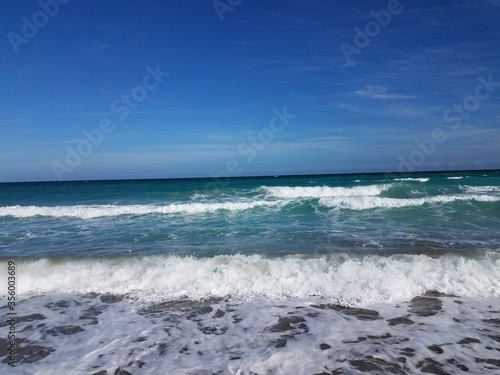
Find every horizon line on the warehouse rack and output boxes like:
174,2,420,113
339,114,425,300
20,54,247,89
1,168,498,184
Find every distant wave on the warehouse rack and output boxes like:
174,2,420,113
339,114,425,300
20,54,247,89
2,183,499,218
319,194,499,210
461,185,500,194
394,178,430,182
262,184,499,210
261,184,390,199
5,252,500,306
0,200,281,219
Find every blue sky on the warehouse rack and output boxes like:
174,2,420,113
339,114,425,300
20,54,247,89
1,0,499,182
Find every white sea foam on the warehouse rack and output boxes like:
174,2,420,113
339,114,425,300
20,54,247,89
7,252,500,306
4,292,500,375
319,194,500,210
2,187,498,218
447,176,463,180
461,185,500,194
394,178,430,182
262,184,390,199
0,200,281,219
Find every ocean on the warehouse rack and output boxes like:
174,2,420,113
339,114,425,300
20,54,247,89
1,170,499,374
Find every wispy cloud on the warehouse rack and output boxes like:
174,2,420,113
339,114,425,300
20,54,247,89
354,86,416,100
205,133,236,142
0,117,30,124
13,140,88,146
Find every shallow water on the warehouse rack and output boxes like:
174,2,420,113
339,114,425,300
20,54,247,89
1,293,499,374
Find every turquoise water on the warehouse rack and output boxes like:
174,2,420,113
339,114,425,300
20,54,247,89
0,170,499,304
1,170,499,259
